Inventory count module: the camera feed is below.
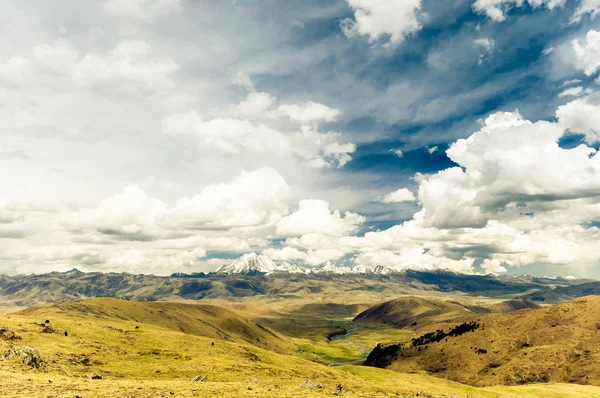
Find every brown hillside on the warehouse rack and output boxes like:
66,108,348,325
353,297,475,328
17,298,293,353
364,295,600,387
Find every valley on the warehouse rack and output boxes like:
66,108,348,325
2,266,600,397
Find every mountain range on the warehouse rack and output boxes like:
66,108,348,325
213,253,428,275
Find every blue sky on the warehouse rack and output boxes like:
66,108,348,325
1,0,600,277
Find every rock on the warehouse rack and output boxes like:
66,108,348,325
0,328,21,341
299,379,324,389
2,345,44,368
191,374,208,382
41,325,55,334
86,373,102,380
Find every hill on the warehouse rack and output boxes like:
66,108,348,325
364,295,600,387
2,298,600,397
17,298,294,353
353,297,540,330
0,269,593,313
353,297,472,328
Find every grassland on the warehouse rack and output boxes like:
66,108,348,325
2,297,600,397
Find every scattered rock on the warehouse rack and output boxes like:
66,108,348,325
191,374,208,382
41,325,55,334
299,379,324,389
64,331,68,337
0,328,21,341
70,354,91,366
2,345,44,368
85,373,102,380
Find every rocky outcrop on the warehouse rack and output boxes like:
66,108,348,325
0,328,21,341
2,345,44,368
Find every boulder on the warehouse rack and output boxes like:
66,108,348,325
2,345,44,368
0,328,21,341
86,373,102,380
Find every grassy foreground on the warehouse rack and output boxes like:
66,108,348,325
0,298,599,397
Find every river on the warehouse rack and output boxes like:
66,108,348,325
327,323,373,367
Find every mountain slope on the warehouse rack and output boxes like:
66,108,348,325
353,297,471,328
214,253,278,274
3,298,600,397
364,295,600,387
18,298,293,353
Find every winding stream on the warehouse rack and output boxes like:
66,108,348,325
327,323,373,367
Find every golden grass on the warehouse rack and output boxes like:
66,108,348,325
1,298,599,397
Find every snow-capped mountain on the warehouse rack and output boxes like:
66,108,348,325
278,262,312,274
214,253,415,275
214,253,279,275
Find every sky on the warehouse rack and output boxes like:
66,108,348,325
1,0,600,278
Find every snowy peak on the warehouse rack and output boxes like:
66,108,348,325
214,253,278,275
214,253,415,275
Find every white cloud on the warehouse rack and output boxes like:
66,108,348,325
474,0,600,22
277,101,341,123
474,38,496,64
0,40,180,97
65,185,167,241
280,101,600,274
377,188,417,204
473,0,567,22
558,86,584,97
276,199,365,237
103,0,183,22
341,0,423,47
162,112,286,154
481,258,508,274
163,88,355,168
165,168,289,230
426,145,439,154
561,79,583,87
572,30,600,76
232,71,255,91
556,92,600,144
390,148,404,158
571,0,600,23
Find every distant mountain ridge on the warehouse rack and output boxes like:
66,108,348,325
212,253,426,276
0,263,597,311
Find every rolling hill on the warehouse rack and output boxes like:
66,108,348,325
353,297,540,329
353,297,472,328
2,297,600,397
0,268,593,313
364,295,600,387
17,298,294,353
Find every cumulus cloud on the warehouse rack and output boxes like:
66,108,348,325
556,92,600,144
277,101,341,123
571,0,600,23
558,86,584,97
0,39,179,97
278,99,600,274
162,81,355,168
341,0,423,47
572,29,600,76
66,185,167,241
377,188,417,204
165,168,289,230
276,199,365,237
